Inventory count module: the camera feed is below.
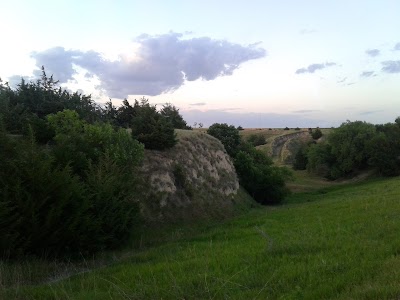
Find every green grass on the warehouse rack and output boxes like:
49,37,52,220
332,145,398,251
3,177,400,299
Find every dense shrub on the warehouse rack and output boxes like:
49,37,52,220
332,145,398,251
328,121,376,176
131,99,177,150
160,103,191,129
367,123,400,176
234,144,291,204
207,123,240,157
311,128,323,140
247,134,266,146
0,131,91,257
0,111,144,257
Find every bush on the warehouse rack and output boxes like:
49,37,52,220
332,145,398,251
234,147,291,205
293,145,309,170
160,103,191,129
207,123,240,157
311,128,323,140
247,134,266,147
131,99,177,150
0,132,91,257
0,112,144,257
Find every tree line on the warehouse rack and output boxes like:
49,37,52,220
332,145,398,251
294,120,400,179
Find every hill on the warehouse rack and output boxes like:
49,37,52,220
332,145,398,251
5,177,400,299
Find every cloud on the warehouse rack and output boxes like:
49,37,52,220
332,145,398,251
27,33,266,98
365,49,380,57
190,102,207,106
292,110,320,113
31,47,80,82
337,77,347,83
359,110,384,116
381,60,400,73
360,71,376,78
394,43,400,51
295,62,336,74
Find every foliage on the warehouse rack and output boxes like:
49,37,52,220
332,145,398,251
234,142,291,204
246,133,266,147
0,67,102,135
293,143,309,170
311,127,323,140
306,143,336,178
367,123,400,176
0,110,144,257
47,110,144,175
284,127,290,130
160,103,191,129
328,121,376,177
131,99,177,150
207,123,240,157
0,130,91,257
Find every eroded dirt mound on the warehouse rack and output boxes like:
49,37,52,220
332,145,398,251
139,130,240,222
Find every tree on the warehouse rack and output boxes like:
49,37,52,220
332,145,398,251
311,127,323,140
131,98,177,150
207,123,240,157
160,103,191,129
368,123,400,176
328,121,376,176
234,144,291,204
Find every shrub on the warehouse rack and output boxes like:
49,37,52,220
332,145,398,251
311,128,323,140
160,103,191,129
247,134,266,147
234,147,290,205
0,132,91,257
284,127,290,130
131,99,177,150
207,123,240,157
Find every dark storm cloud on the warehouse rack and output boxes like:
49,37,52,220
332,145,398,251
365,49,380,57
26,33,266,98
295,62,336,74
360,71,376,78
381,60,400,73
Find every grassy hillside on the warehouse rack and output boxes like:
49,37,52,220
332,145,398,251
4,177,400,299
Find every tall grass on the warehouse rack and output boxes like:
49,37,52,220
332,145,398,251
2,177,400,299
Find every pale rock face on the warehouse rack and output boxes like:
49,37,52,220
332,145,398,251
139,130,239,222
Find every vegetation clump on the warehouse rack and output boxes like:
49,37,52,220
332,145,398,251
208,123,291,204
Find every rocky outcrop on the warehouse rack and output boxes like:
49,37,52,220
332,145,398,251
139,130,240,222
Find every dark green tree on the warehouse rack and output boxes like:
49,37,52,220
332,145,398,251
131,98,177,150
311,127,323,140
328,120,376,176
160,103,191,129
207,123,240,157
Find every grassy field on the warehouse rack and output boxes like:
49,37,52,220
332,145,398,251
3,176,400,299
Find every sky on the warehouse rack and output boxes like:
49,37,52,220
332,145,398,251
1,0,400,127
